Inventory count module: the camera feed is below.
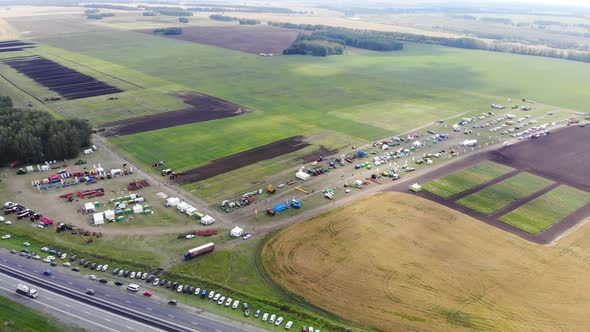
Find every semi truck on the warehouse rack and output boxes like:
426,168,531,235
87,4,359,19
16,284,38,299
184,243,215,260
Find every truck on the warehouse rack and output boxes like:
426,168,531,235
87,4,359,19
184,243,215,260
16,284,38,299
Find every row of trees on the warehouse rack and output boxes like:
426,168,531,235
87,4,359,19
307,30,404,51
209,15,260,25
0,97,93,165
283,41,344,56
154,27,183,35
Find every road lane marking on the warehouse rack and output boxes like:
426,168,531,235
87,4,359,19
191,322,199,325
168,314,175,318
146,307,152,310
125,300,131,304
67,282,73,285
17,264,22,267
64,304,71,308
105,294,111,297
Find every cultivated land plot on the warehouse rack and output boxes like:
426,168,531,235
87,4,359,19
102,91,252,136
263,192,590,332
422,161,514,198
499,185,590,235
457,172,554,215
136,25,300,55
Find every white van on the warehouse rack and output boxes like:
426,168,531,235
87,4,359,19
127,284,140,292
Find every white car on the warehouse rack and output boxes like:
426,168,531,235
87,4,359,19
231,300,239,309
118,270,124,276
89,275,96,280
127,284,140,292
242,234,251,240
278,183,285,188
130,272,136,279
3,221,11,225
1,234,11,240
269,314,276,323
285,321,293,330
186,234,195,239
225,297,232,307
23,242,31,247
345,189,352,193
141,272,147,280
262,313,268,322
102,264,108,271
60,253,67,259
63,262,71,267
47,256,55,261
217,296,225,305
208,291,216,299
135,272,142,279
152,278,160,286
275,316,283,326
97,265,103,271
194,287,200,295
176,285,183,293
42,258,51,263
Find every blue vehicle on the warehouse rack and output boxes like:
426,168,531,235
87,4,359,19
43,270,52,276
201,289,208,298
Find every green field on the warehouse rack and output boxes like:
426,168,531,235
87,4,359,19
499,185,590,234
422,161,514,198
0,295,65,332
457,172,554,215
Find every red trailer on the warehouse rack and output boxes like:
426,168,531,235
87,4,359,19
184,243,215,260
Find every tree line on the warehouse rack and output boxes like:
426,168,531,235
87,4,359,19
153,27,183,35
284,40,344,56
209,15,260,25
0,97,93,165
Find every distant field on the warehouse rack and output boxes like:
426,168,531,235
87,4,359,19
0,295,64,332
423,161,514,198
263,192,590,331
457,172,554,215
499,185,590,234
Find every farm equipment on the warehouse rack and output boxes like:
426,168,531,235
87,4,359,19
294,187,309,194
290,198,301,209
76,188,105,199
30,213,42,221
128,180,150,191
17,209,34,220
266,208,275,216
323,189,335,200
56,223,74,233
286,180,298,185
367,176,381,185
197,229,218,237
59,193,74,201
266,185,276,194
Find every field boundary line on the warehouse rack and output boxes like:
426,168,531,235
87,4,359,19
445,169,522,201
0,66,45,104
491,182,560,219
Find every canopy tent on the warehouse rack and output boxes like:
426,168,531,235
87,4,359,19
230,226,244,237
84,202,96,213
201,215,216,226
104,209,115,220
92,213,104,225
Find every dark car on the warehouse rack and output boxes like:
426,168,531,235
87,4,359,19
79,258,87,265
86,289,96,295
160,279,166,286
112,268,120,275
50,262,57,267
43,270,52,276
26,254,32,259
171,282,179,289
165,281,172,288
9,250,16,254
21,248,29,254
188,286,195,294
99,278,108,284
254,309,261,318
183,285,190,293
72,267,80,272
168,300,177,306
114,281,124,286
84,261,91,267
124,270,130,277
90,263,97,270
201,289,207,298
146,275,154,283
70,255,77,262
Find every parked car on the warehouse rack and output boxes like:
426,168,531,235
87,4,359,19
118,270,125,277
147,275,154,283
254,309,261,318
225,297,232,307
143,291,152,297
269,314,276,324
152,278,160,286
130,272,136,279
262,313,268,322
217,296,226,305
168,300,177,306
72,267,80,272
97,265,103,271
242,234,251,240
141,272,147,280
112,268,120,275
86,289,96,295
208,291,216,299
101,265,108,271
22,242,30,247
160,279,166,286
90,263,97,270
285,321,293,330
213,293,221,301
232,300,240,309
9,249,16,254
275,316,284,326
194,287,200,296
201,289,208,298
41,247,49,252
124,270,130,277
70,255,77,262
171,282,179,289
62,262,71,267
176,285,183,293
50,262,57,267
165,281,172,288
99,279,108,284
89,275,96,280
187,286,194,294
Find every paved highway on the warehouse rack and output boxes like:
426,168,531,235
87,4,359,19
0,250,266,332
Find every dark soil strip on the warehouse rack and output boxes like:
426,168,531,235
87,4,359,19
536,203,590,243
445,169,522,201
0,47,34,53
489,182,560,219
173,136,310,184
101,92,252,136
300,145,339,163
0,41,34,48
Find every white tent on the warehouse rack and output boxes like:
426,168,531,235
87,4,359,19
133,205,143,214
409,183,422,192
40,165,49,172
185,206,198,216
92,213,104,225
296,170,310,181
165,197,180,207
177,201,190,212
201,215,216,226
230,226,244,237
104,209,115,220
156,192,168,199
84,202,96,213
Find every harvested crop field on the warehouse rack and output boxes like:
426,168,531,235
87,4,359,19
174,135,309,184
263,192,590,332
402,127,590,243
136,25,300,54
1,55,122,99
101,92,252,136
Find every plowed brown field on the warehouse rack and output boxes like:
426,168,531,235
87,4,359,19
263,192,590,332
